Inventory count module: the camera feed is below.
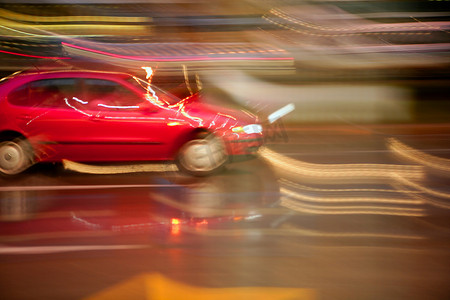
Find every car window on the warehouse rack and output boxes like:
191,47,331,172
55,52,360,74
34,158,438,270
83,79,144,111
8,83,30,106
30,78,77,108
8,78,77,108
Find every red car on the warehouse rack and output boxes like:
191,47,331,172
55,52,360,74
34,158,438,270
0,70,263,176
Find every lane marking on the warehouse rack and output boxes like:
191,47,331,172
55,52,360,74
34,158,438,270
0,184,187,192
0,244,147,255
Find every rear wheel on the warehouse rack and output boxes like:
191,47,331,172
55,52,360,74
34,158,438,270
177,133,228,176
0,138,33,176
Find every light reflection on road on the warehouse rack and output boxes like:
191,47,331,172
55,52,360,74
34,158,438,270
1,127,449,247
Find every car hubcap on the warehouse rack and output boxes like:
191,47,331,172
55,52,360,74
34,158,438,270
180,137,227,173
0,142,25,174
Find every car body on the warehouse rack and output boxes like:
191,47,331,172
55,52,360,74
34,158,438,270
0,70,263,176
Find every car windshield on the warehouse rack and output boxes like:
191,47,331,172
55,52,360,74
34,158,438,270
126,76,182,106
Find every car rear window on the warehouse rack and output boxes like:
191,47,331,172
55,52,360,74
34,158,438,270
8,78,77,108
7,84,29,106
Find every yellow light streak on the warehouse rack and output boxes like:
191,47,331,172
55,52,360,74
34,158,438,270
393,173,450,199
0,19,149,37
63,160,178,174
182,64,194,96
388,137,450,172
280,178,422,194
280,197,426,217
0,8,150,23
217,112,237,120
259,147,424,182
391,175,450,209
280,187,424,205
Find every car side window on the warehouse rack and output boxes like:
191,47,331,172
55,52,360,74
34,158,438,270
8,78,77,108
8,84,29,106
30,78,77,108
83,79,143,111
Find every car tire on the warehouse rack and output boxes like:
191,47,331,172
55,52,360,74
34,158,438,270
176,133,228,177
0,138,34,176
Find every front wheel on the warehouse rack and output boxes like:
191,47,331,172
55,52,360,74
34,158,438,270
0,138,33,176
176,134,228,177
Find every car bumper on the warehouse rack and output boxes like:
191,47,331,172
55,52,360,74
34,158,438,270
223,134,264,157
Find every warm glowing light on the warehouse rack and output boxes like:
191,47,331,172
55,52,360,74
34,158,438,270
171,218,181,235
217,113,237,120
281,196,425,217
197,220,208,226
142,66,154,81
388,137,450,172
259,147,424,182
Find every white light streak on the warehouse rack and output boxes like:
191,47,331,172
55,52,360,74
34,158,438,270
268,103,295,123
97,104,140,109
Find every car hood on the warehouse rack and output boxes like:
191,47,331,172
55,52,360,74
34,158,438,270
178,94,259,129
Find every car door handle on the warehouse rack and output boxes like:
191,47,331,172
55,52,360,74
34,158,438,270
18,115,32,121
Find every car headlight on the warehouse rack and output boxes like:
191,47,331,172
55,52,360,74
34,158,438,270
232,124,263,134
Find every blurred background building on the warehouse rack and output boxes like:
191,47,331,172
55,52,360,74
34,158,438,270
0,0,449,123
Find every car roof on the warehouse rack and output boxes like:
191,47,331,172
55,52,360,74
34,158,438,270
1,69,133,83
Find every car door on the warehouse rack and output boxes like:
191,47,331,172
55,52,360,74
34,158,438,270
76,78,187,161
9,77,95,161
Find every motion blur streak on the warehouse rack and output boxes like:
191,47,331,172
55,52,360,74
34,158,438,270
280,178,421,194
181,220,425,240
388,137,450,172
280,187,424,205
64,97,92,117
142,66,154,81
0,49,68,60
63,159,178,174
150,192,283,218
265,8,446,36
82,273,317,300
0,184,187,192
280,196,426,217
0,8,149,23
0,244,148,255
259,147,424,182
1,21,148,37
62,42,291,62
0,8,151,37
393,175,450,200
0,230,125,243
